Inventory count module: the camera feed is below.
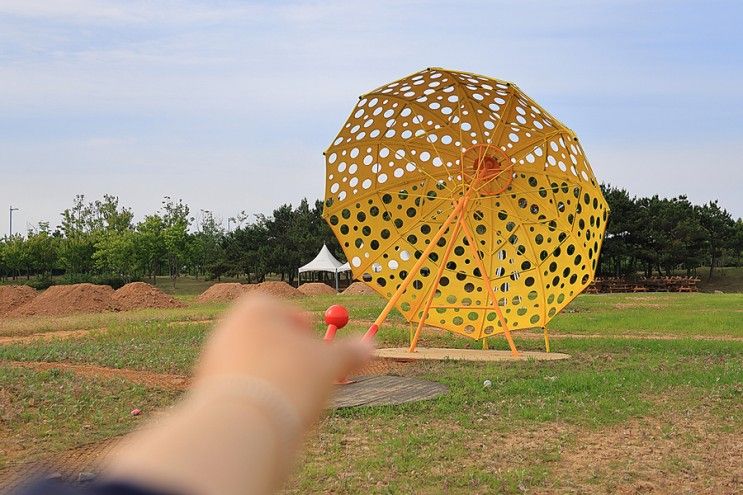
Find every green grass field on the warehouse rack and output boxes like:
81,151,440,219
1,289,741,493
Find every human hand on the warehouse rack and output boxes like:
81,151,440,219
194,294,373,427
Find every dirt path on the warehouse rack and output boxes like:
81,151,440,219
516,330,743,343
1,357,408,391
0,318,217,347
3,361,190,390
354,320,743,343
0,328,106,346
166,319,218,327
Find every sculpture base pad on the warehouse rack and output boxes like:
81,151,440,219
375,347,570,362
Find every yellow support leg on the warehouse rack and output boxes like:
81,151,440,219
543,326,550,353
482,337,489,350
409,219,466,353
459,220,519,357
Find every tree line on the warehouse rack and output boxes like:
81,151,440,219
0,188,742,288
599,185,743,279
0,195,340,288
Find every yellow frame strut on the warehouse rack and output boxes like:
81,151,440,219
363,194,469,341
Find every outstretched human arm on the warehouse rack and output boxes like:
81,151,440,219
100,296,372,495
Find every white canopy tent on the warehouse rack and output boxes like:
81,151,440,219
298,244,351,292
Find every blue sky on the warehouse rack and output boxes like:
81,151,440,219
1,0,741,234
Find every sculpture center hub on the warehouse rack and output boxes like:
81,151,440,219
464,144,513,195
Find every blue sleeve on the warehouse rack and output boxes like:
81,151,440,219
11,479,180,495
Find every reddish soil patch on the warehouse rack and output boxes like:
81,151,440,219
112,282,185,310
356,358,411,376
298,282,336,296
4,361,189,390
253,281,302,298
9,284,118,317
196,283,250,303
342,282,377,295
0,285,37,316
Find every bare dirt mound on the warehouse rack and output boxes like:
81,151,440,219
343,281,377,295
253,281,302,298
0,285,37,316
196,283,250,303
10,284,118,317
298,282,336,296
112,282,185,310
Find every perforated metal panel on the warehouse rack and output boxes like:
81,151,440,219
323,68,608,341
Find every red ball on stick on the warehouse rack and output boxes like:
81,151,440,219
324,305,349,329
323,305,349,342
323,304,355,384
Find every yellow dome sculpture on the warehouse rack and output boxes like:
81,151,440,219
323,68,609,355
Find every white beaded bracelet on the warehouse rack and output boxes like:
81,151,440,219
188,375,302,452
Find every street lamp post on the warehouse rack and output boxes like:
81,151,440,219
9,205,19,237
